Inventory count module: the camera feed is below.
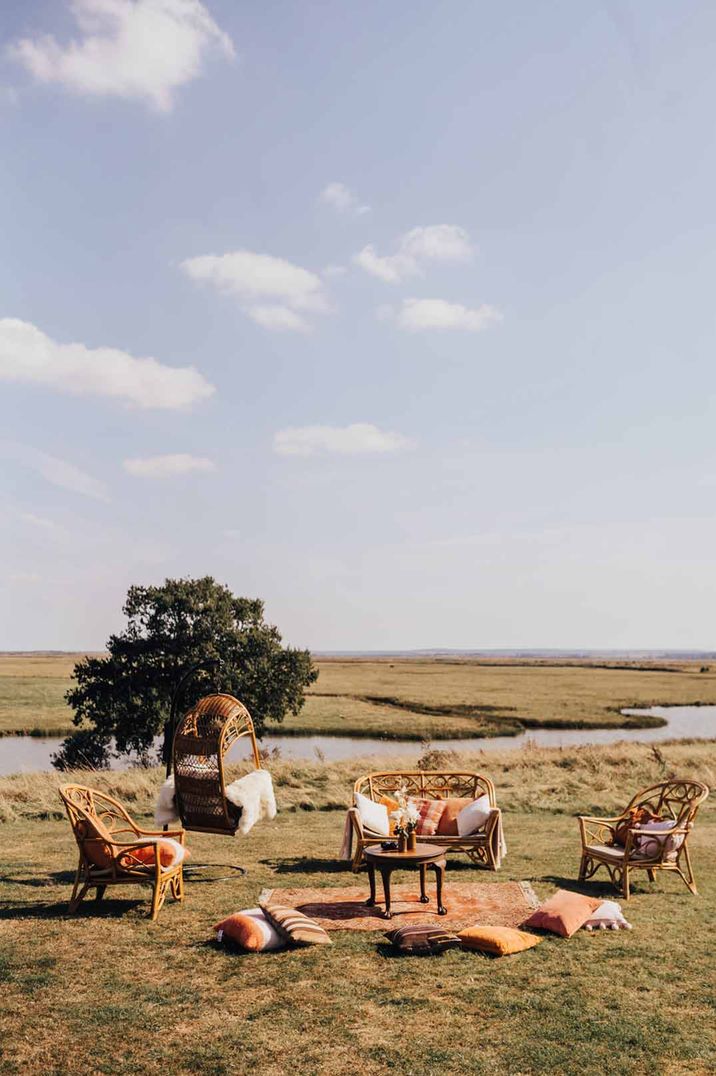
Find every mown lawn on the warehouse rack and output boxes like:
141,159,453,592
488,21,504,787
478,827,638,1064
1,743,714,1075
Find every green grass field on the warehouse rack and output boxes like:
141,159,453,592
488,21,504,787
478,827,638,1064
3,653,716,741
1,740,714,1075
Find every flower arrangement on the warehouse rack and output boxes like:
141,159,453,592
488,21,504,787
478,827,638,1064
390,785,420,850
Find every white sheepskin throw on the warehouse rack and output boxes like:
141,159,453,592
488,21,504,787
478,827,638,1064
225,770,277,835
154,773,179,827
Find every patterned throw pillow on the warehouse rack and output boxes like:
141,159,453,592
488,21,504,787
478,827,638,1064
458,925,542,956
214,909,286,952
259,903,332,946
410,798,446,836
385,924,461,955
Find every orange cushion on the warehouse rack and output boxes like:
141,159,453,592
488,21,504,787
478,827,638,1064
379,795,400,834
458,925,542,956
214,910,285,951
436,798,473,836
523,890,602,938
78,817,115,870
121,840,188,869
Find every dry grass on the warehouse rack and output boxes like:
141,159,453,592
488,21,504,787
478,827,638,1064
0,741,714,1075
4,653,716,741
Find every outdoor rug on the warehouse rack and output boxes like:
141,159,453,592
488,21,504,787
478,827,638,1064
258,881,539,932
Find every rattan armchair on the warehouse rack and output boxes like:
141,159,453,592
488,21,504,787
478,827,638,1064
59,785,186,920
578,779,709,899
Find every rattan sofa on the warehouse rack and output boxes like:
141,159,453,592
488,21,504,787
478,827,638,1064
348,770,503,873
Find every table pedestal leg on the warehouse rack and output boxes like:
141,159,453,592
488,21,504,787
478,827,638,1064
365,862,377,907
419,864,429,903
380,868,392,919
433,862,447,915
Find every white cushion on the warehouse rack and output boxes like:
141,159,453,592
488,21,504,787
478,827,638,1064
633,819,684,860
216,908,285,952
160,837,188,868
354,791,389,836
583,899,632,931
456,794,492,837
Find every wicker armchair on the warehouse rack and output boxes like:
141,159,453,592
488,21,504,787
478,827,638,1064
59,785,186,920
349,771,503,873
578,779,709,899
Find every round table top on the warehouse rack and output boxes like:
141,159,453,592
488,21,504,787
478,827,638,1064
364,842,447,866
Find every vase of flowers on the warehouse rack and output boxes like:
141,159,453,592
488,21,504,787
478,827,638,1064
390,785,420,854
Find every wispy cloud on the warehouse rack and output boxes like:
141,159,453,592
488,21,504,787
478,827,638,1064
180,249,329,332
390,298,502,333
319,182,370,215
2,441,109,500
9,0,234,113
0,318,215,410
123,453,215,478
273,423,415,457
354,225,473,283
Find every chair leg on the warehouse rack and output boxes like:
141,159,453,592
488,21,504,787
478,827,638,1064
622,866,630,901
647,869,656,883
94,885,107,902
578,853,588,882
677,846,698,895
351,841,364,874
68,861,91,914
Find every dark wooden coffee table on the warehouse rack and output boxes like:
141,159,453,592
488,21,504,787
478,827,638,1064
364,843,447,919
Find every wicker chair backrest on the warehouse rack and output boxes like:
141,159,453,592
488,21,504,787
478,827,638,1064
173,693,260,835
627,780,709,826
354,771,496,806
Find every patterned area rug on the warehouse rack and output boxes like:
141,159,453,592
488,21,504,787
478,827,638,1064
258,881,539,932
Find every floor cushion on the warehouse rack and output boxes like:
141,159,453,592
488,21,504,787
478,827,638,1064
260,902,332,946
458,925,542,956
385,923,461,955
214,909,286,952
582,900,632,931
523,890,601,938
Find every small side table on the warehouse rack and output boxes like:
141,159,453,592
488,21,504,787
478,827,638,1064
364,843,448,919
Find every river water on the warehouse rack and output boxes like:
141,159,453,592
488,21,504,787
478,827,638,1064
0,705,714,776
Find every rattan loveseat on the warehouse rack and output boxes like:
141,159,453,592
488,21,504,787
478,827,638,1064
348,771,504,873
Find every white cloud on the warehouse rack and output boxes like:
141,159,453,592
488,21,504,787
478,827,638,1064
0,318,214,410
1,441,109,500
319,182,370,215
180,249,329,332
16,510,63,533
354,225,473,283
9,0,234,113
273,423,415,457
123,453,215,477
393,298,502,333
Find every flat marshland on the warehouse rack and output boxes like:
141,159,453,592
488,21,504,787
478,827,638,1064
1,740,715,1075
3,653,716,739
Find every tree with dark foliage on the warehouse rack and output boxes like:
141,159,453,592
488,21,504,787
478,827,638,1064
53,577,317,770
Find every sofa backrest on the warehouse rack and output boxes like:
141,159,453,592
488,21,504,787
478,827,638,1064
354,771,496,806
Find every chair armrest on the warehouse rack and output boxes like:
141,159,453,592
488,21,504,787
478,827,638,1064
348,807,363,838
133,826,185,842
578,816,620,846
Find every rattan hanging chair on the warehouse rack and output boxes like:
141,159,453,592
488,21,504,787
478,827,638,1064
172,693,261,836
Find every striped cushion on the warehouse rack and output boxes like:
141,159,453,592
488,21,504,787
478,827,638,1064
386,924,460,955
410,798,446,836
260,902,332,946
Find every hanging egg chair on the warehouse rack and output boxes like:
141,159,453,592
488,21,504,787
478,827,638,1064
172,693,261,836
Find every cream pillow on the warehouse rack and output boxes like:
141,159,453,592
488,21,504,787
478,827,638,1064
633,819,684,859
456,794,492,837
354,791,389,836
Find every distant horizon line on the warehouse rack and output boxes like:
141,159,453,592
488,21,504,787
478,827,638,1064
3,647,716,659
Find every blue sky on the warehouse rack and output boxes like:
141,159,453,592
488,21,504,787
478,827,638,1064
2,0,716,651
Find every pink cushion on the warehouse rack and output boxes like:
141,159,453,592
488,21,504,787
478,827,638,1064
523,890,601,938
